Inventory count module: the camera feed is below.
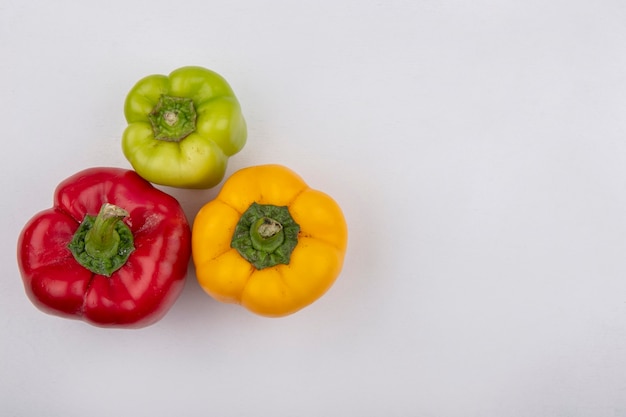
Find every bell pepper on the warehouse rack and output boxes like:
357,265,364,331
17,167,191,328
122,66,247,189
192,164,348,317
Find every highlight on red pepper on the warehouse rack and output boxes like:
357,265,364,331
122,66,247,189
17,167,192,328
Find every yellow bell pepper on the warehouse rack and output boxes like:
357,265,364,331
192,164,348,317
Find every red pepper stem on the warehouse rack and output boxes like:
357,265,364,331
84,203,129,260
68,203,136,277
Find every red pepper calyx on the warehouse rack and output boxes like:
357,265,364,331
68,203,135,276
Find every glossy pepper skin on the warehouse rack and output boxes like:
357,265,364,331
17,167,191,328
122,66,247,189
192,164,348,317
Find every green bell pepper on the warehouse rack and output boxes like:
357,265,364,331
122,66,247,189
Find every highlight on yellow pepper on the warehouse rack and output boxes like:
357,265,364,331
191,164,348,317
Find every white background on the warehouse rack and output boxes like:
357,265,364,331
1,0,626,415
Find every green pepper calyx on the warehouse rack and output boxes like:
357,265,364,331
148,95,197,142
68,203,135,276
231,203,300,270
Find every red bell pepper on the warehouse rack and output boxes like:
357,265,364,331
17,167,191,328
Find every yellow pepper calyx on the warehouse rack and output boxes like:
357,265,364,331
230,202,300,270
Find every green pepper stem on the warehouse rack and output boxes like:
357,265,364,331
148,94,197,142
162,111,179,126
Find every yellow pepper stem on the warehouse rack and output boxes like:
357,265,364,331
230,203,300,270
250,217,285,252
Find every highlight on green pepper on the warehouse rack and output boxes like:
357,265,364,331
122,66,247,189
